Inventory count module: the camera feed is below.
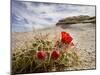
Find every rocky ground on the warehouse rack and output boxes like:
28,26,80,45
11,23,96,71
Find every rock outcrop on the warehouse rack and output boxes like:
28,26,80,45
56,15,96,26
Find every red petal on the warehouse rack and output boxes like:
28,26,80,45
61,31,73,44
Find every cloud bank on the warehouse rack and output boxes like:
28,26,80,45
12,1,95,32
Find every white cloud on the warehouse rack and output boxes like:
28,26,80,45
12,1,95,32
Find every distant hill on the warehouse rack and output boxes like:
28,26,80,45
56,15,96,26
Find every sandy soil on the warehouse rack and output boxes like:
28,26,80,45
11,23,96,70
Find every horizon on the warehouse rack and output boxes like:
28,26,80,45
11,1,95,32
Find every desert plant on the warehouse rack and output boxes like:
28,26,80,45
12,32,80,74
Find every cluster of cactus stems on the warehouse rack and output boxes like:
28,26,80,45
12,32,80,74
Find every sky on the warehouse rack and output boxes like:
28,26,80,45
11,1,95,32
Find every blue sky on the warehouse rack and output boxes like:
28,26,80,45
12,1,95,32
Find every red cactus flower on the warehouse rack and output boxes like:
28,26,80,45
51,50,60,60
61,31,73,44
36,50,47,60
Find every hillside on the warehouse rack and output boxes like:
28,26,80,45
56,15,96,26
